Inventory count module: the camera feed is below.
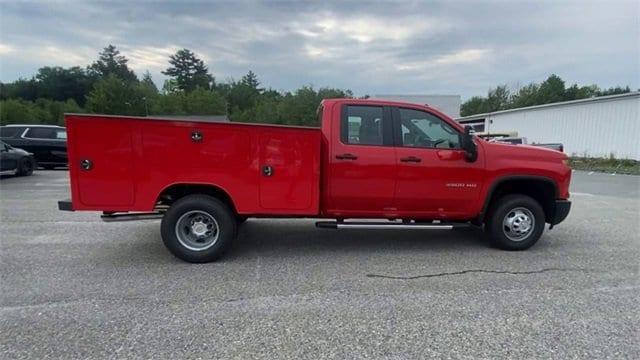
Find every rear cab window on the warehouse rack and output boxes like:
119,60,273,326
341,105,387,146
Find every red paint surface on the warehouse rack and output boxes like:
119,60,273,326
65,98,571,220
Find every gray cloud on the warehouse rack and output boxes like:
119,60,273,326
1,0,638,98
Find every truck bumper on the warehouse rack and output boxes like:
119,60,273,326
550,200,571,226
58,199,73,211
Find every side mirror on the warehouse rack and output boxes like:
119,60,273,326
461,126,478,162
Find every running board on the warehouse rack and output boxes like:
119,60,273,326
315,221,467,230
101,212,164,222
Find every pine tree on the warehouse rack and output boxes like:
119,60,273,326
162,49,213,92
88,45,137,83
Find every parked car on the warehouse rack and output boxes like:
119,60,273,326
58,99,572,263
0,141,35,176
0,124,68,169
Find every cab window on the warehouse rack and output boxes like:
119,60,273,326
341,105,384,146
398,108,460,149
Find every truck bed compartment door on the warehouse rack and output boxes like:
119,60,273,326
258,130,319,212
71,119,135,207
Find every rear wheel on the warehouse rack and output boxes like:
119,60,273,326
16,157,34,176
161,195,237,263
485,194,545,250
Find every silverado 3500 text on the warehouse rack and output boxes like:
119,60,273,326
59,99,571,262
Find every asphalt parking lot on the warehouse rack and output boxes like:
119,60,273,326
1,170,638,358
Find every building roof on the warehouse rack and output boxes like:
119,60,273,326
457,91,640,121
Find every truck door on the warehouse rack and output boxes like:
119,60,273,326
326,104,397,215
392,107,483,217
71,118,135,207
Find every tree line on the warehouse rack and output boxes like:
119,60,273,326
0,45,352,126
460,74,632,117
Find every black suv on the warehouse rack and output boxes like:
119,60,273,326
0,125,68,169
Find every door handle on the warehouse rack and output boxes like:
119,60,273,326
335,153,358,160
400,156,421,163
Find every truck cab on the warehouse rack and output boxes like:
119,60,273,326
59,99,571,263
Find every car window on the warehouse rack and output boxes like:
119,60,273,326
25,127,57,139
398,108,460,149
341,105,384,145
55,129,67,139
0,127,23,138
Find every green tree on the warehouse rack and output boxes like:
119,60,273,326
183,88,226,115
460,96,489,116
35,66,94,106
563,84,598,101
139,71,159,115
140,71,158,94
152,92,186,115
0,98,82,125
486,85,510,111
162,49,213,92
88,45,137,83
536,74,565,104
510,83,540,108
86,74,145,115
1,99,49,124
597,86,631,96
241,70,262,92
0,78,38,101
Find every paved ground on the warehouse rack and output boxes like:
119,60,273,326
1,170,638,359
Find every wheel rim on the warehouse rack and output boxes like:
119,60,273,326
175,210,220,251
502,207,535,242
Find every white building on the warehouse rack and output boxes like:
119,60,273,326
457,92,640,160
373,94,461,118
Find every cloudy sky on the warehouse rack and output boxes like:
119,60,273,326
1,0,638,98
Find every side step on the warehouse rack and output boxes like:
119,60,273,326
101,212,164,222
315,221,468,230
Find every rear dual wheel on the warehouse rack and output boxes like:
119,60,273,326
161,195,237,263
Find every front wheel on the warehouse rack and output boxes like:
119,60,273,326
161,195,237,263
485,194,545,250
16,157,34,176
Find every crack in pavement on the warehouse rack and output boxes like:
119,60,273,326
366,267,590,280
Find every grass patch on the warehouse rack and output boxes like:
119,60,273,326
569,156,640,175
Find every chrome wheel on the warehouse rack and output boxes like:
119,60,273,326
175,210,220,251
502,207,535,241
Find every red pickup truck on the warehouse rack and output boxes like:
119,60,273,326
58,99,571,262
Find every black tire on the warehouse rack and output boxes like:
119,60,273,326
485,194,545,250
161,195,237,263
16,157,34,176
